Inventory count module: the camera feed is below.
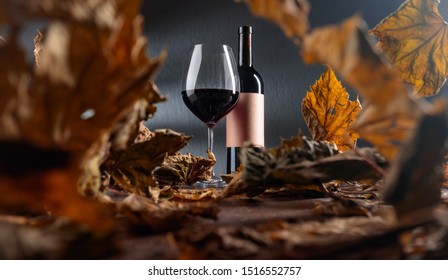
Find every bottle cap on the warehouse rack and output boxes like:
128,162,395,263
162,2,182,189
239,26,252,34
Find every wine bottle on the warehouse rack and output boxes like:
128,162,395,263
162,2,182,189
226,25,264,173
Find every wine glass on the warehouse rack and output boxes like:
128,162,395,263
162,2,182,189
181,43,240,188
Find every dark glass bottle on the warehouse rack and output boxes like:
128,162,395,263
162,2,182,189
226,25,264,173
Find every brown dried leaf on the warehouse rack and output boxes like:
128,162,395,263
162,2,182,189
271,215,393,247
241,145,385,195
103,129,191,195
33,31,43,67
269,133,338,159
0,0,166,225
118,194,218,229
0,141,115,233
0,0,116,27
221,133,385,198
444,162,448,189
382,101,447,217
302,15,423,160
172,188,221,201
237,0,310,39
152,152,215,187
371,0,448,97
0,218,117,259
302,67,361,151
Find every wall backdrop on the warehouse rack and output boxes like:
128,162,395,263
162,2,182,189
142,0,448,175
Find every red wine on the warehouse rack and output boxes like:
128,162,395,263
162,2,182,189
226,26,264,173
182,88,239,128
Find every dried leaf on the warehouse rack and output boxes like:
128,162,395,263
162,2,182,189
0,0,116,28
237,0,310,39
314,181,382,217
117,194,218,229
0,218,117,259
444,162,448,189
302,67,361,151
172,188,221,201
302,15,423,160
269,133,338,159
221,134,386,198
0,141,115,233
241,145,386,195
152,152,215,187
271,215,393,247
103,129,191,195
382,101,447,217
0,0,166,226
33,31,43,67
371,0,448,97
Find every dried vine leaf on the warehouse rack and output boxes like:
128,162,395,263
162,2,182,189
103,129,191,195
237,0,310,39
302,67,361,151
302,15,423,160
371,0,448,97
152,152,215,187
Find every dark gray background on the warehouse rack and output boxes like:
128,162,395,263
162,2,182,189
142,0,447,175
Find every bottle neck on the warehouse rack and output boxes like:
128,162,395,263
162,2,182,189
238,31,252,67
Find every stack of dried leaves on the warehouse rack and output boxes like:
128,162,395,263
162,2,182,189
0,0,226,258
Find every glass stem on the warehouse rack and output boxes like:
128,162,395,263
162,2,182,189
207,126,215,178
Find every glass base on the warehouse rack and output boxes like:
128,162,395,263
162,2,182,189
181,177,227,189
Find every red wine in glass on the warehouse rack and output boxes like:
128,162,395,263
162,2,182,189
181,44,240,188
181,88,239,128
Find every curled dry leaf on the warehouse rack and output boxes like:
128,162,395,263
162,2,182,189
152,152,215,187
314,181,382,217
268,133,339,159
302,66,361,151
241,145,386,195
237,0,310,40
221,134,386,198
371,0,448,97
382,101,448,217
172,188,221,201
302,15,423,160
103,129,191,196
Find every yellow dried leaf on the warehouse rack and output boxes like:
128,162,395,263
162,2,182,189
302,67,361,151
237,0,310,39
371,0,448,97
302,15,423,160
